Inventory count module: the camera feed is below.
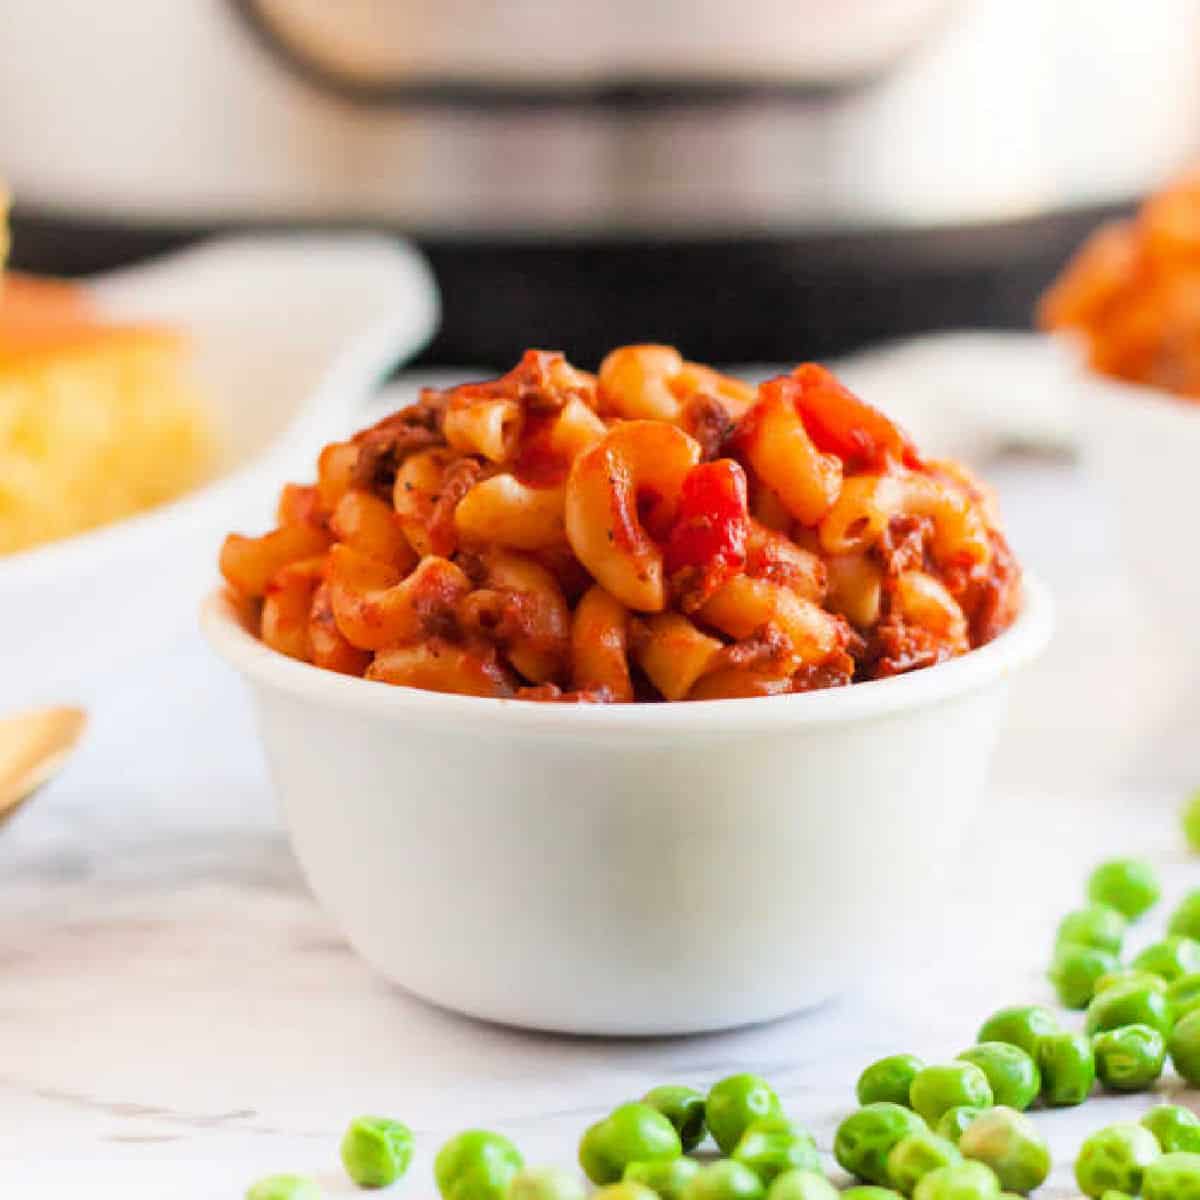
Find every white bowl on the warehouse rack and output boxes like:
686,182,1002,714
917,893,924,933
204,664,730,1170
201,576,1052,1036
1,233,438,710
1080,363,1200,646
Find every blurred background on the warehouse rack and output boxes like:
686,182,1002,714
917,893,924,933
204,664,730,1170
5,8,1200,1189
6,0,1200,366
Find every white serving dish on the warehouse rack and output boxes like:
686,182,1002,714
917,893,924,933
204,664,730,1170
1080,362,1200,646
1,234,438,709
202,576,1052,1036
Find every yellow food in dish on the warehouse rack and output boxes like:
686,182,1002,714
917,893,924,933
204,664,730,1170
0,274,215,555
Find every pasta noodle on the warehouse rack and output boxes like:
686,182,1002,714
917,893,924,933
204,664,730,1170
366,641,514,697
732,377,842,524
308,581,372,676
564,420,700,611
330,489,417,572
570,584,633,701
633,612,724,701
825,552,884,629
443,396,523,463
328,548,472,652
260,557,324,661
455,475,567,551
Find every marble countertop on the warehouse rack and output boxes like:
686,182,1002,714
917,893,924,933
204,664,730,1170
4,386,1199,1198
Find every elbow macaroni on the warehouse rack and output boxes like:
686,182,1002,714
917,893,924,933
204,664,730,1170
570,584,633,701
598,344,757,423
818,471,990,568
220,348,1022,700
458,550,570,684
564,420,700,612
455,474,567,551
734,378,842,524
633,612,724,701
443,396,523,463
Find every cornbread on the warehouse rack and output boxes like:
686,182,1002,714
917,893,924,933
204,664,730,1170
0,273,215,555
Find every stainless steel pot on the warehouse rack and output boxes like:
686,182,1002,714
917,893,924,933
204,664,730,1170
3,0,1198,235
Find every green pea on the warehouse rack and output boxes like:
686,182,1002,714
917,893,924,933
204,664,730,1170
1172,893,1200,942
339,1116,413,1189
1086,981,1173,1037
510,1168,588,1200
1049,944,1120,1009
835,1104,929,1185
974,1006,1059,1056
1169,974,1200,1023
595,1185,660,1200
1143,1151,1200,1200
1169,1008,1200,1085
1133,937,1200,983
955,1045,1039,1111
909,1065,993,1127
1096,970,1169,996
246,1176,322,1200
858,1055,925,1108
1035,1031,1095,1106
643,1087,707,1154
1143,1107,1200,1155
1057,904,1128,955
580,1104,682,1186
437,1132,524,1200
912,1161,1000,1200
1075,1124,1163,1198
706,1076,783,1157
625,1159,702,1200
680,1161,765,1200
1183,789,1200,852
885,1131,963,1195
1088,859,1161,920
1093,1024,1167,1092
764,1171,837,1200
732,1117,820,1186
957,1108,1050,1195
844,1190,904,1200
1101,1192,1135,1200
936,1109,985,1146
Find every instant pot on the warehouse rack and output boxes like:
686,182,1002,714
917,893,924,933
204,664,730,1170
5,0,1200,363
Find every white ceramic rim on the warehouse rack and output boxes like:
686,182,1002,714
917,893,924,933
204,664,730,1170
200,572,1053,736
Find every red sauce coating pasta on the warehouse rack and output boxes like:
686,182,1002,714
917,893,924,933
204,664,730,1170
219,347,1022,701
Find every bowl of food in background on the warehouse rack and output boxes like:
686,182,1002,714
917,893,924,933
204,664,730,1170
1040,169,1200,645
0,221,437,709
203,347,1052,1035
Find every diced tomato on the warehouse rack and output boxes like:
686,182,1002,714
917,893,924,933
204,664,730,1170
788,363,920,471
664,460,749,591
513,411,570,488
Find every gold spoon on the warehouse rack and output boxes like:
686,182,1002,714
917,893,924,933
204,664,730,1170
0,706,87,819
